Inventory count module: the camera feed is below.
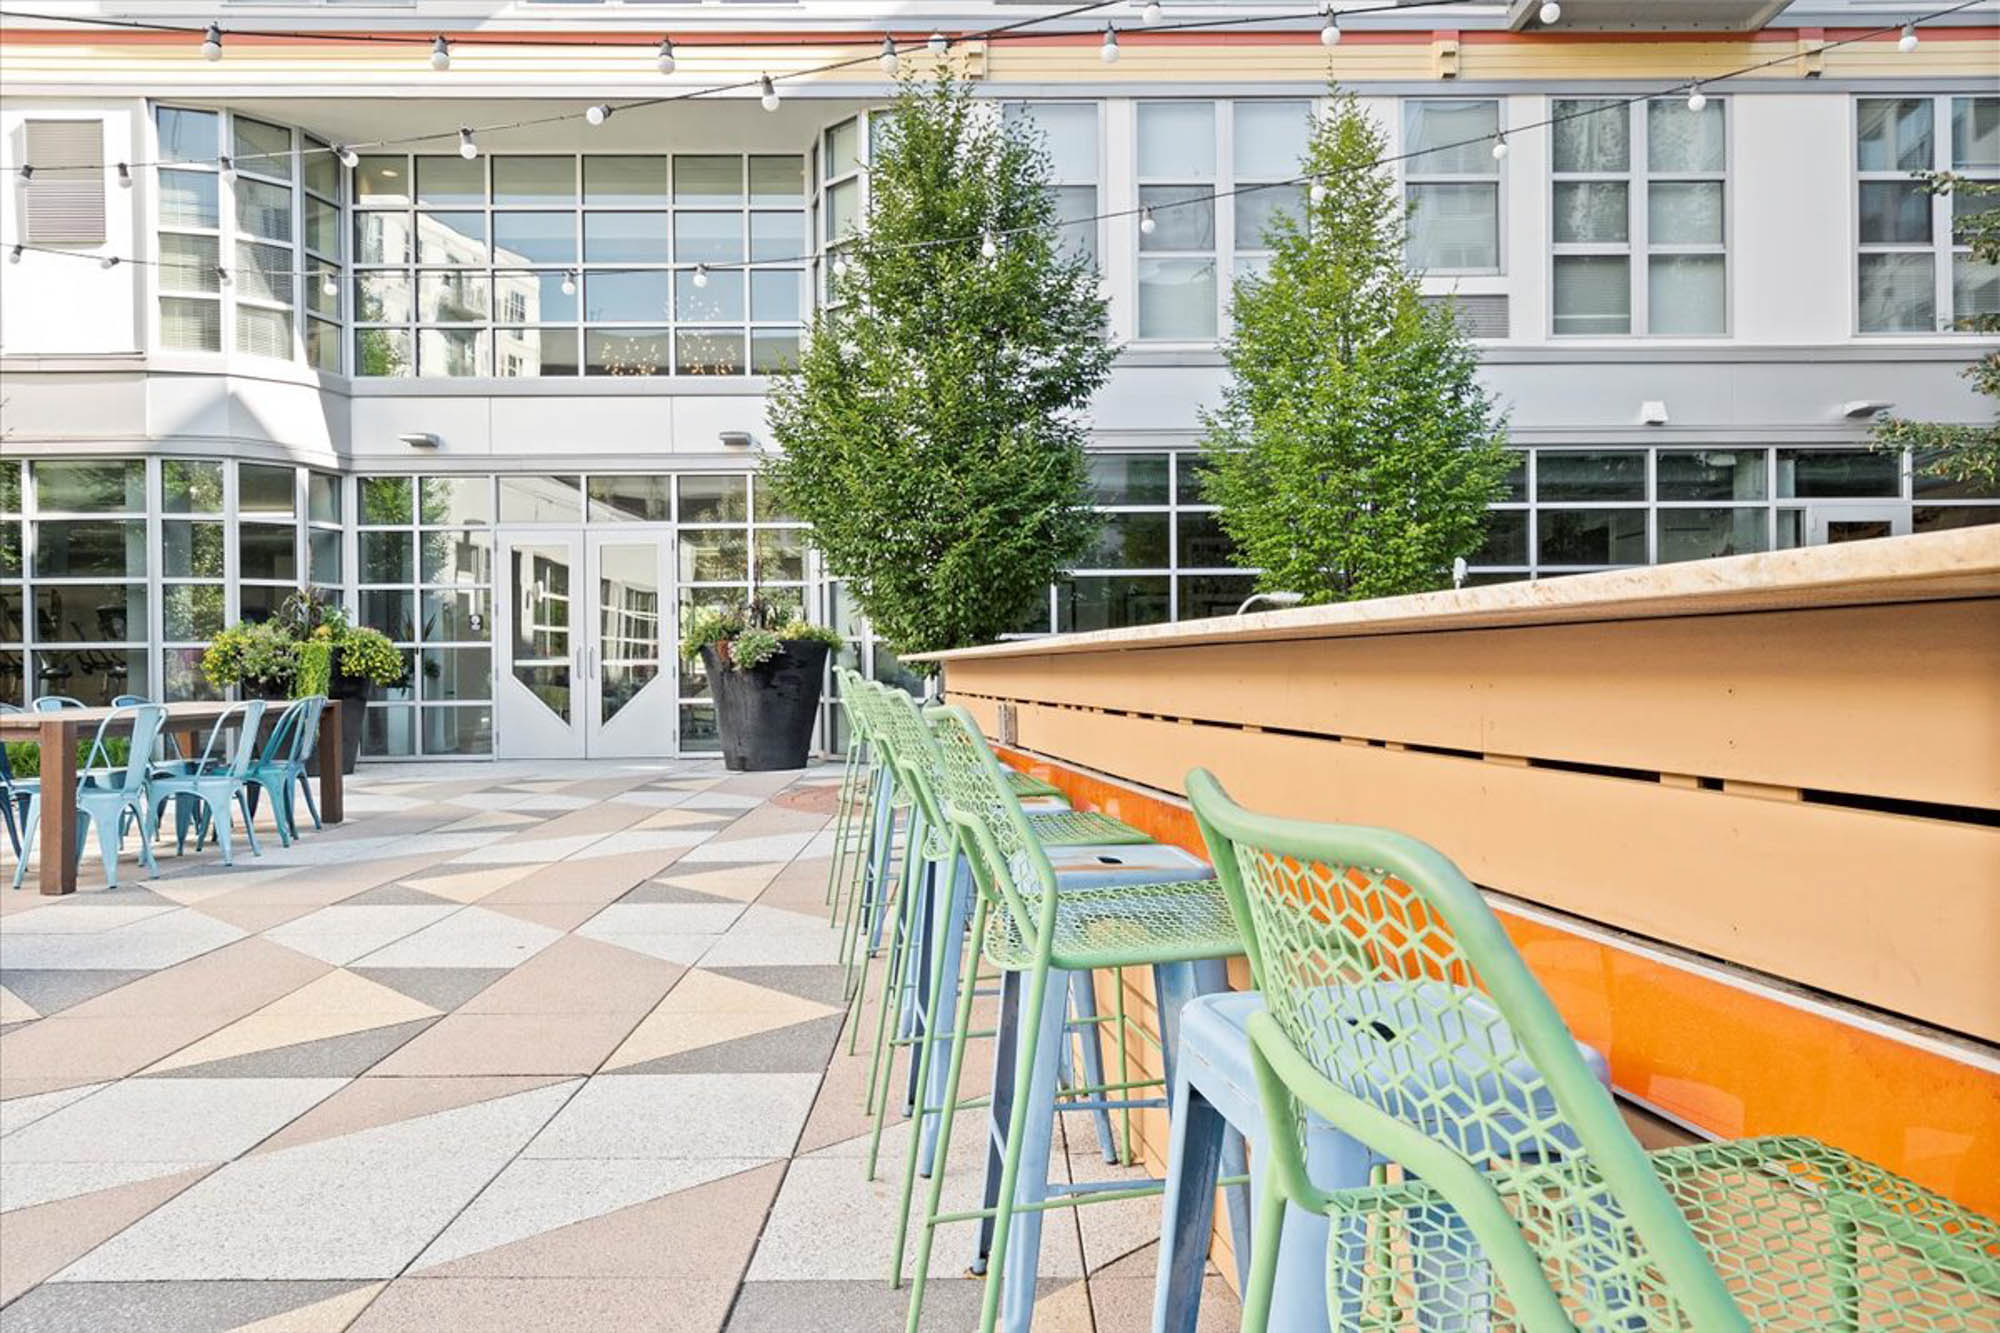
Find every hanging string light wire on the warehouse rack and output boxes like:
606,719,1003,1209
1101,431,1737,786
1,0,1979,278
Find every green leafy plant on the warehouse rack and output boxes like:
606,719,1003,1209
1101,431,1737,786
764,70,1115,661
679,600,840,673
204,587,407,697
1199,90,1512,604
202,619,301,692
335,625,404,687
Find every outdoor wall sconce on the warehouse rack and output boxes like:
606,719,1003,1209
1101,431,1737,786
398,432,441,449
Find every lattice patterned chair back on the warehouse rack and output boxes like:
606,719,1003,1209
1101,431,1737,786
1184,767,1754,1331
921,705,1056,952
868,686,956,865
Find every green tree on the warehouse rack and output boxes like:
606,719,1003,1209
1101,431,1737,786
1199,92,1511,604
1871,172,2000,493
764,73,1114,659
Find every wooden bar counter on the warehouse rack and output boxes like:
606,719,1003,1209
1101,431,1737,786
918,527,2000,1218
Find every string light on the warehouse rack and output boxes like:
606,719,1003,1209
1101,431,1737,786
430,36,451,71
1309,179,1327,203
656,37,677,74
1539,1,1561,22
1686,83,1706,112
200,22,222,61
334,144,358,168
1101,23,1120,62
218,154,235,180
1321,9,1341,46
320,271,338,297
585,104,612,126
980,233,998,259
928,31,949,56
880,36,899,73
1139,208,1156,235
1491,131,1509,159
99,255,119,270
560,270,577,295
692,263,711,288
216,265,230,283
759,75,780,111
17,164,31,182
1143,1,1163,22
1899,22,1920,50
117,162,132,186
833,255,850,278
8,244,21,264
457,127,478,160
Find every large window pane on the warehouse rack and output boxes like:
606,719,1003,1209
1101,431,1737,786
34,461,144,513
239,523,298,580
585,156,667,206
1078,513,1170,569
587,475,671,522
359,531,415,584
1089,454,1171,506
416,212,487,266
493,212,576,265
159,170,219,229
1859,181,1932,244
586,271,670,323
584,212,670,263
1178,574,1256,621
675,269,744,322
1235,186,1305,253
493,156,576,205
420,476,491,526
356,156,410,205
586,329,670,376
1858,252,1936,332
1538,451,1646,501
1856,99,1933,172
494,328,579,377
676,331,745,376
673,212,744,264
1138,259,1217,339
1646,100,1724,173
1649,181,1723,245
162,520,225,577
680,475,747,523
360,476,414,526
419,271,490,323
750,155,806,205
750,212,805,263
1552,100,1629,172
680,529,748,582
1658,449,1766,501
1648,255,1725,334
1537,510,1647,565
35,521,146,577
233,117,292,181
1233,101,1312,179
674,156,743,206
1176,510,1235,567
1952,255,2000,328
1405,100,1499,174
418,328,488,377
163,459,224,514
420,529,492,584
1058,576,1171,632
416,156,484,207
1776,449,1900,499
1138,186,1214,250
498,475,583,524
1553,181,1628,243
157,107,219,164
1552,256,1631,335
1138,103,1215,179
1658,508,1767,563
1004,103,1097,181
1408,183,1498,270
235,179,293,243
33,584,146,643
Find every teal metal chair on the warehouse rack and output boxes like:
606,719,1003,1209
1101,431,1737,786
244,695,326,846
1183,769,2000,1332
149,699,268,866
902,706,1245,1333
10,703,168,890
0,702,33,860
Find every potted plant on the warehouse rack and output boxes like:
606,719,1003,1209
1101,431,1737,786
203,589,406,776
681,601,843,771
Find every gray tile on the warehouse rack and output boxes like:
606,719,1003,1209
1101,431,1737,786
723,1279,1059,1333
0,1279,376,1332
0,912,245,972
1,1078,348,1169
350,967,511,1012
607,1015,844,1077
617,881,741,907
140,1018,439,1080
344,883,460,908
707,966,848,1008
523,1074,818,1161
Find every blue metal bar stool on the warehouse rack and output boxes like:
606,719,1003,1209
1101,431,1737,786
149,699,268,866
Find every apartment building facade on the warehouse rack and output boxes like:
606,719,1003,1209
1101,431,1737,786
1,0,1995,758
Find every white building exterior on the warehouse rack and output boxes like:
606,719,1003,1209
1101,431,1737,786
1,1,1996,758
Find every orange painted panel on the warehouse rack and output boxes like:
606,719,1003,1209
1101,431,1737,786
1003,749,2000,1220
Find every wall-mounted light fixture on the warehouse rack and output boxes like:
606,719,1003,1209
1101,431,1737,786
1640,400,1669,426
718,430,755,450
398,432,440,449
1840,399,1894,419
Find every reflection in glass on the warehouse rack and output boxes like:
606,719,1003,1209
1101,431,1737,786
499,476,584,524
677,331,745,376
35,521,146,578
1657,508,1767,563
680,475,747,523
587,475,671,522
423,587,491,641
422,705,493,756
421,529,493,584
1058,576,1171,632
584,156,667,206
34,461,145,514
360,589,416,641
755,529,807,582
31,649,148,706
1537,451,1646,502
1537,509,1647,565
164,584,224,639
361,476,414,525
239,523,298,581
359,531,415,584
680,529,749,582
586,329,670,376
33,584,146,643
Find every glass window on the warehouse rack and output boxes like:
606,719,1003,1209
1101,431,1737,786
421,476,492,526
1088,454,1172,505
1658,450,1766,501
1138,103,1218,340
1537,509,1647,565
1537,451,1647,502
34,461,144,513
493,156,576,205
498,475,584,524
239,463,296,514
587,475,671,522
1657,508,1767,563
1405,100,1502,273
680,474,748,523
1858,96,1999,333
1776,449,1900,499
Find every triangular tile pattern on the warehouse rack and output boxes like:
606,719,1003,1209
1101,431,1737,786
141,969,440,1075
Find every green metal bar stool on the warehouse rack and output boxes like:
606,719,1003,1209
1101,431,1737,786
1184,768,2000,1332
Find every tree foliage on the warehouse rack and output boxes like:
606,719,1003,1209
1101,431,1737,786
764,73,1114,659
1871,172,2000,492
1199,92,1511,604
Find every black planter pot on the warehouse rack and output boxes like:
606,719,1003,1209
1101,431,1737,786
321,672,373,776
702,640,830,772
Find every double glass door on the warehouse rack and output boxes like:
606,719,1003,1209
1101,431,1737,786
496,531,676,758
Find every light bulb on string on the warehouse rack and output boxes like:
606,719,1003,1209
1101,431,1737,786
981,233,998,259
1139,208,1156,236
1143,2,1163,24
1491,132,1509,159
833,255,850,279
927,31,948,57
880,37,899,73
760,76,781,111
1101,24,1120,63
458,127,478,160
334,144,358,168
1898,23,1919,51
1309,179,1327,204
560,270,577,296
657,37,677,74
100,255,119,270
17,165,31,182
692,263,710,288
1321,10,1341,46
1686,84,1706,112
1539,1,1561,23
586,104,611,126
9,244,22,264
430,36,452,71
321,271,338,297
117,163,133,187
218,154,235,180
200,22,222,61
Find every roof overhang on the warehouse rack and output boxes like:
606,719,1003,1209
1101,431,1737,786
1506,0,1794,31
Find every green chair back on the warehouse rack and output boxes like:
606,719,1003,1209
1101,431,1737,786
922,705,1057,954
1184,767,1748,1331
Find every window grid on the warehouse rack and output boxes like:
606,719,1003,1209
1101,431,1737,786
1403,98,1504,275
1856,95,2000,334
1002,101,1103,267
816,115,867,305
1551,97,1729,337
350,153,807,379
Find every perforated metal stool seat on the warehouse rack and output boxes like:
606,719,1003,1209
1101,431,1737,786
1005,770,1063,799
1152,988,1612,1333
1025,808,1152,846
983,878,1243,972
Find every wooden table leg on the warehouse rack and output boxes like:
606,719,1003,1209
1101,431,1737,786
318,700,344,826
38,716,78,895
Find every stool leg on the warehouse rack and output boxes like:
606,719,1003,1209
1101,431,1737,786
891,851,967,1287
991,964,1068,1333
1152,1072,1226,1333
1065,970,1119,1163
974,968,1024,1274
918,854,973,1178
903,856,938,1118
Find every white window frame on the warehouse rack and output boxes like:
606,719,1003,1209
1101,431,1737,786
1855,93,2000,335
1402,97,1506,276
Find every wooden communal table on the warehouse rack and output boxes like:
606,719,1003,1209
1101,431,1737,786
0,700,343,895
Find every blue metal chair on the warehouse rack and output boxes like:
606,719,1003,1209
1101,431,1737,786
149,699,268,866
31,695,85,711
0,702,32,860
244,695,326,845
10,703,168,890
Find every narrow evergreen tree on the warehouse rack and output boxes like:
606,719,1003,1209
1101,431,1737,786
765,73,1114,658
1200,92,1511,603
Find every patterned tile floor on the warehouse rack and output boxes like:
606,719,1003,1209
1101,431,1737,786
0,760,1239,1332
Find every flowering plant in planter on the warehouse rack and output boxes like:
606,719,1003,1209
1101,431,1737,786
680,601,843,771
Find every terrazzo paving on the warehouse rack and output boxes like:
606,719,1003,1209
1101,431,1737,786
0,759,1238,1331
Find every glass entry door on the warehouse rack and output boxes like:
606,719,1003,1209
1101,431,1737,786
496,531,677,759
584,532,676,757
1807,505,1911,546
